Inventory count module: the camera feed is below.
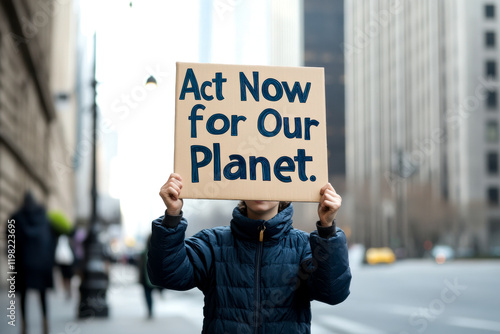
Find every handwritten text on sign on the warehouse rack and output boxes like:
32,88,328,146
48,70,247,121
174,63,328,202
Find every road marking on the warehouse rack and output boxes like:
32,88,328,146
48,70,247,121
445,316,500,332
382,303,420,316
315,314,386,334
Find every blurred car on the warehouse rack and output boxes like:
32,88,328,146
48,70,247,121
431,245,455,264
365,247,396,265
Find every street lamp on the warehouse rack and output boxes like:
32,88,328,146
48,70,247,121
78,33,109,319
392,148,418,258
145,75,157,87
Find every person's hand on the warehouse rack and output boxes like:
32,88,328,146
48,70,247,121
317,183,342,227
159,173,184,216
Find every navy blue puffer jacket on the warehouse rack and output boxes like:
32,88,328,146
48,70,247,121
148,204,351,333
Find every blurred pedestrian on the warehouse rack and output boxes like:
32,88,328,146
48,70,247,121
72,226,87,277
148,173,351,333
54,234,75,300
48,211,75,300
138,234,163,319
9,192,56,334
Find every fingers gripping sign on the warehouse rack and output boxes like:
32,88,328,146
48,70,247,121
317,183,342,227
160,173,184,216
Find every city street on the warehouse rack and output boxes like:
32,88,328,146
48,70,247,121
312,259,500,334
1,1,500,333
1,259,499,334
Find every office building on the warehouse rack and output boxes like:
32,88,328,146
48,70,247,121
345,0,500,255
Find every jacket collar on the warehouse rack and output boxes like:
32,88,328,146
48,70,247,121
230,203,294,243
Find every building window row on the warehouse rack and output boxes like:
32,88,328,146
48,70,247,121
487,120,499,142
486,60,496,79
486,31,496,48
487,90,497,108
490,218,500,234
484,5,498,112
484,5,499,209
486,4,495,19
488,187,499,206
487,152,499,174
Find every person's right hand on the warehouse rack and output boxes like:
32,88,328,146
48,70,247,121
159,173,183,216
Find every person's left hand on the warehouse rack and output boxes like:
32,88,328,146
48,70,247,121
317,183,342,227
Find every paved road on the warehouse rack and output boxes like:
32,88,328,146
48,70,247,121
1,259,499,334
312,259,500,334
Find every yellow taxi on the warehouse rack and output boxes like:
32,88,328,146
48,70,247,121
365,247,396,265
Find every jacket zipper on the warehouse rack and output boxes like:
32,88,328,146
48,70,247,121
254,224,266,334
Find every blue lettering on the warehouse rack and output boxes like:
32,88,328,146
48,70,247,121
294,149,313,181
191,145,212,183
257,108,282,137
262,78,283,102
274,156,295,182
206,114,230,135
250,157,271,181
284,117,302,139
223,155,247,180
179,68,200,100
240,71,259,101
212,72,227,100
213,143,221,181
189,104,205,138
282,81,311,103
200,81,213,101
231,115,247,136
304,118,319,140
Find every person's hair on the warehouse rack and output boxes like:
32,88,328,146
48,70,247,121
238,201,291,216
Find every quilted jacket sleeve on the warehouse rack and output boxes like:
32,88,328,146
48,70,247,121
300,227,351,305
147,215,214,292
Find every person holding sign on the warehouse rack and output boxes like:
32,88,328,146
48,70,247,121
147,173,351,334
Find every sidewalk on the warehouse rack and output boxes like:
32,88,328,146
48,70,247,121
0,264,205,334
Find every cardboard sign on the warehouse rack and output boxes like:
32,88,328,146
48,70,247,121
174,62,328,202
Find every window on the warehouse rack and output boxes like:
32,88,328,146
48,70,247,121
486,61,497,78
487,152,499,174
487,91,498,108
487,120,499,142
486,4,495,18
490,218,500,234
488,187,499,206
486,31,496,48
